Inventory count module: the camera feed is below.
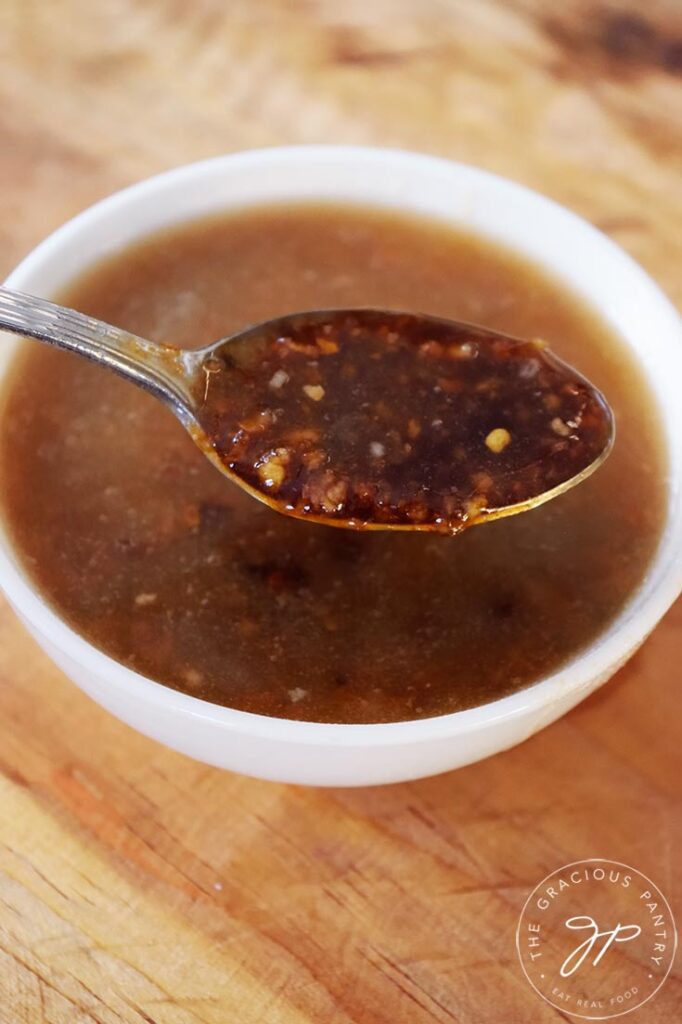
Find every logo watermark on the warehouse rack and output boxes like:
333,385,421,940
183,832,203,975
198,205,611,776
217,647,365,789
516,859,677,1019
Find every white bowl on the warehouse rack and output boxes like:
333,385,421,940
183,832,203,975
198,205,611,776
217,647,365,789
1,146,680,786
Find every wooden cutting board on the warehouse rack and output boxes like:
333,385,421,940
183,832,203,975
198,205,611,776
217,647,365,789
0,2,680,1021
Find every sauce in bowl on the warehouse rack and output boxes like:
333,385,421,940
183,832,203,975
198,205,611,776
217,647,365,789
0,203,666,723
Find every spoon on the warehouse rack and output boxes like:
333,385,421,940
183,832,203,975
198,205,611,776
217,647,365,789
0,289,614,534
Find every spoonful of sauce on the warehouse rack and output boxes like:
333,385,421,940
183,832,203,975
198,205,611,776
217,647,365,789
0,291,614,534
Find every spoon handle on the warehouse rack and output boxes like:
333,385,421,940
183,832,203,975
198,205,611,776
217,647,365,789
0,286,195,424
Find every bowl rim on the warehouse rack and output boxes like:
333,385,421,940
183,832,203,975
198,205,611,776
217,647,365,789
0,143,680,747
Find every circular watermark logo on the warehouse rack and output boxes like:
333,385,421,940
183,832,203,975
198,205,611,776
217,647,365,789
516,859,677,1019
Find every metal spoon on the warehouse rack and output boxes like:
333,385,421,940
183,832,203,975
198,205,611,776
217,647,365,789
0,289,614,534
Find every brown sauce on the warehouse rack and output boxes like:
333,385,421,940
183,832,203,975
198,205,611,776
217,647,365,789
194,310,613,532
0,203,666,723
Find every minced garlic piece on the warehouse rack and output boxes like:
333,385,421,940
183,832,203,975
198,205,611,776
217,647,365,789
256,448,290,490
316,337,339,355
485,428,511,453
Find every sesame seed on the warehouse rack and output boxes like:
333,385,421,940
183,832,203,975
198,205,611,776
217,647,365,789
551,417,571,437
268,369,289,390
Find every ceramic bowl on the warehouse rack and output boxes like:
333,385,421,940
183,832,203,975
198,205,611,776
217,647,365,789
0,146,680,785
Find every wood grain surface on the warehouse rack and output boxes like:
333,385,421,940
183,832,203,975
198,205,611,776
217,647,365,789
0,2,681,1021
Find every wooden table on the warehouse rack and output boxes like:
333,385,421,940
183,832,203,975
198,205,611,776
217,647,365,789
0,2,680,1021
